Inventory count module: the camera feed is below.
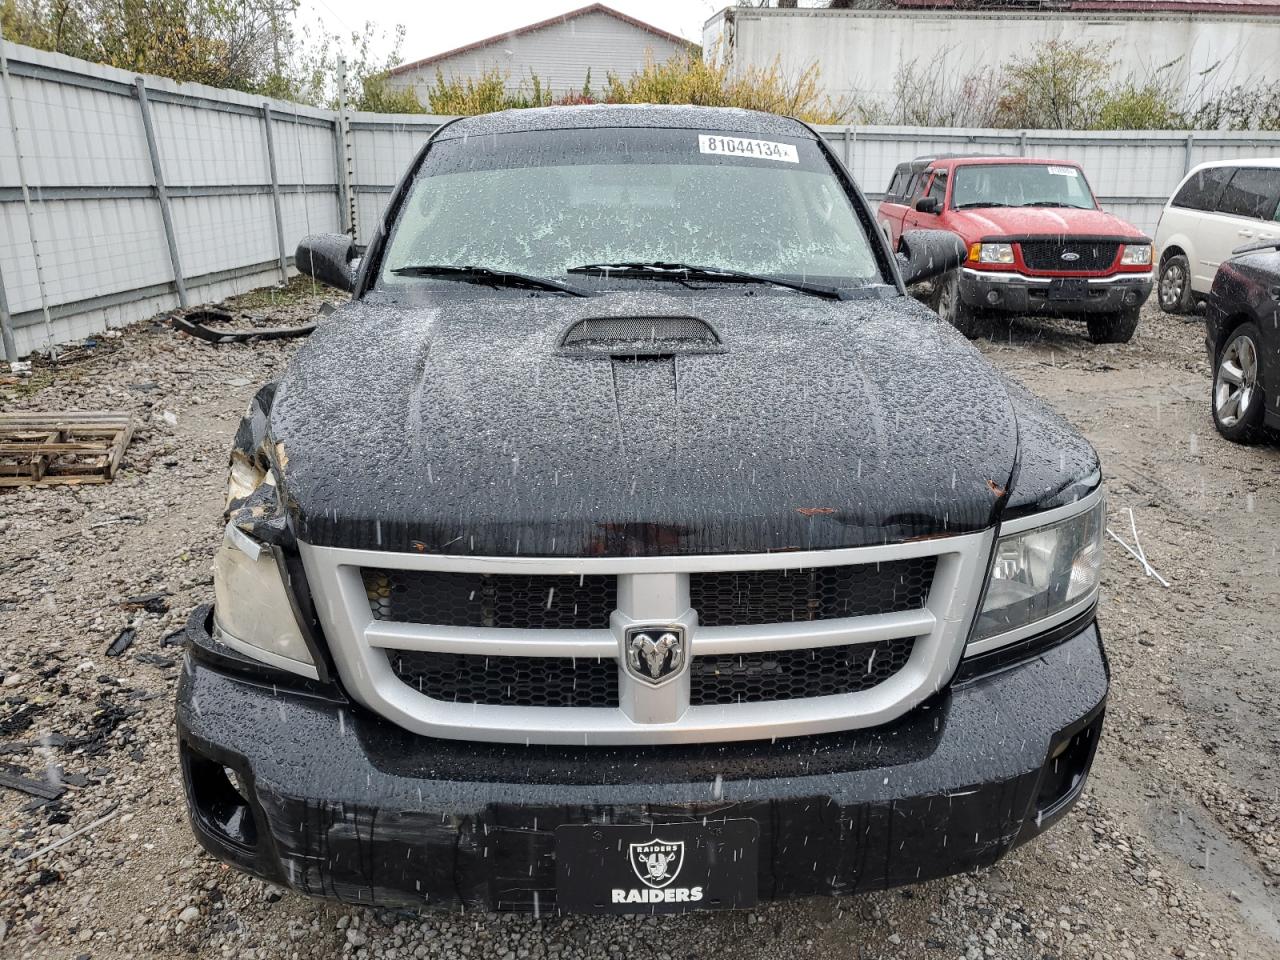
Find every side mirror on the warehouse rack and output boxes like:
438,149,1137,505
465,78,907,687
295,233,357,292
895,229,967,286
914,196,942,215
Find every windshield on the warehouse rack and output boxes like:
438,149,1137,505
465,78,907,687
951,163,1097,210
378,127,883,290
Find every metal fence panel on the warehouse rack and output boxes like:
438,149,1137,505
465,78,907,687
152,100,270,188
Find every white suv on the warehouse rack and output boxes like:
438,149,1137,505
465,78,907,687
1154,159,1280,314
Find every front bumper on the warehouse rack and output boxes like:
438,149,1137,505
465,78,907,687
960,268,1152,315
176,609,1108,913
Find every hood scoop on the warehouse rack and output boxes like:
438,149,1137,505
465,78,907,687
558,315,724,357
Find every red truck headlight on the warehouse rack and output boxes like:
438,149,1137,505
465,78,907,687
1120,244,1152,266
972,242,1014,265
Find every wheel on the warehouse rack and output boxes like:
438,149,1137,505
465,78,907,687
1212,323,1266,443
1086,308,1140,344
1157,253,1194,315
931,270,991,339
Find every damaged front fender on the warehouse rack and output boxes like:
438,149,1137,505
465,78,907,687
225,384,289,545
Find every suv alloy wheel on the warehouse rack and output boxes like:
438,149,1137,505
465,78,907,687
1158,253,1195,315
1212,323,1266,443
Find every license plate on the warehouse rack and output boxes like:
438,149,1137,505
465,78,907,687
554,820,759,914
1047,278,1088,300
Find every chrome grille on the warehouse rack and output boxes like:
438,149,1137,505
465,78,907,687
299,533,992,745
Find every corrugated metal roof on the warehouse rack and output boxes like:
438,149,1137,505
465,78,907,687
890,0,1280,15
387,4,696,78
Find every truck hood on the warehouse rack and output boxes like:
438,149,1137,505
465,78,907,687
959,206,1147,240
269,291,1024,556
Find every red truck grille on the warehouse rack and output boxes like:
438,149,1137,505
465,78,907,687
1019,241,1119,272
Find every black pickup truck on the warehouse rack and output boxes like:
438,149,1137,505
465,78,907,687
176,105,1108,914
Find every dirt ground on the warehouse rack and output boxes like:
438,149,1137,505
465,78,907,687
1,286,1278,960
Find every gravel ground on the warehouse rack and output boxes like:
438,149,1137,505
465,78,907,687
1,286,1278,960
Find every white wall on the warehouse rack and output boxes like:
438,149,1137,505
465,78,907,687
708,7,1280,106
387,10,689,101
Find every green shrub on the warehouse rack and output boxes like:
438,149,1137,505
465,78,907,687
422,50,852,124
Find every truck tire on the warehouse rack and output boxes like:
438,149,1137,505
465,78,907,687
1086,307,1140,344
1157,253,1195,315
932,271,990,339
1212,322,1267,444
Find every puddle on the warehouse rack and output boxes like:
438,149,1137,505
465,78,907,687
1144,794,1280,945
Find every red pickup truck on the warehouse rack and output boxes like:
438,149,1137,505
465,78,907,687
878,155,1153,343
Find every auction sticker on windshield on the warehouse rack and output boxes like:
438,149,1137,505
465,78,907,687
698,134,798,163
1047,166,1079,177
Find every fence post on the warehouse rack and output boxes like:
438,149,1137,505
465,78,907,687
0,29,57,355
134,77,188,308
0,260,16,363
1183,132,1196,175
1018,130,1028,157
332,118,349,235
0,29,21,360
261,103,290,286
335,57,358,241
843,125,851,168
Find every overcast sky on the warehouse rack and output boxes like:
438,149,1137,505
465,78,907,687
298,1,724,65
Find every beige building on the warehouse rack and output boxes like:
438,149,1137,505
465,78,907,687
386,4,695,103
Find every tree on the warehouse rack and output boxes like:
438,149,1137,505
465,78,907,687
0,0,419,110
2,1,292,89
993,39,1113,130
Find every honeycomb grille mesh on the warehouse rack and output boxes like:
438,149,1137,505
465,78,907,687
363,569,616,629
563,316,717,344
689,637,916,706
1019,241,1119,272
386,650,618,707
689,558,935,627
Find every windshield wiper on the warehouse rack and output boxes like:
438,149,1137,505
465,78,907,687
954,202,1012,209
390,264,590,297
1020,201,1074,208
566,261,847,300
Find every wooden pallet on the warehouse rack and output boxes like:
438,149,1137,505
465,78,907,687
0,412,134,487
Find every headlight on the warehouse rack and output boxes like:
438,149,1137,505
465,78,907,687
213,527,317,677
1120,244,1152,266
972,242,1015,265
972,496,1104,646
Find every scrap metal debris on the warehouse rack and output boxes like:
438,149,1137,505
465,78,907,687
159,627,187,648
105,627,137,657
121,591,170,614
171,308,316,344
0,733,68,755
0,701,50,737
0,411,134,487
0,761,66,802
133,653,175,669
